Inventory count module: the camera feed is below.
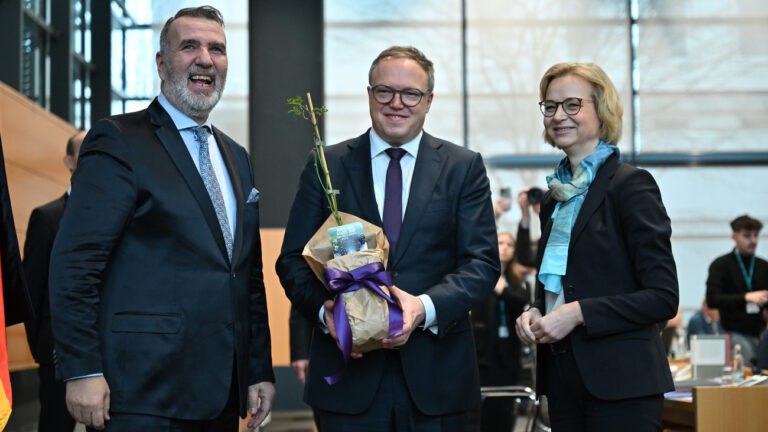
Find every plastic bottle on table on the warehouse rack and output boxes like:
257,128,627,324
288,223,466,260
732,343,744,383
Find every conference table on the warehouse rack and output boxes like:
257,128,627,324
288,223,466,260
663,358,768,431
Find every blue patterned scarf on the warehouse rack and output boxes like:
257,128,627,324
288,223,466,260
539,141,619,294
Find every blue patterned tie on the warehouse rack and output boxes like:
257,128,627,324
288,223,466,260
190,126,233,261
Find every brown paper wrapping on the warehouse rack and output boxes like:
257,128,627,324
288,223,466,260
302,212,393,352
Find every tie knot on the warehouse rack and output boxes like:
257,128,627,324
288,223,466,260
190,126,211,145
385,147,407,162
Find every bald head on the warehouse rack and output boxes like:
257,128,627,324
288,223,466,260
65,130,87,173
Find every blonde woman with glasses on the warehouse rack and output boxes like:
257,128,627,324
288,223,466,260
516,63,678,431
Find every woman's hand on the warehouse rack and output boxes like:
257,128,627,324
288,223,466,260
515,307,542,345
530,302,584,344
494,276,507,295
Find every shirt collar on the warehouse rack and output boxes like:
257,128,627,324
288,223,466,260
369,128,422,160
157,93,212,132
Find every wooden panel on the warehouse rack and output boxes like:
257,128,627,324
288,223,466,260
7,324,35,372
7,164,68,233
261,228,291,367
695,386,768,432
1,81,77,371
663,397,694,430
0,82,73,184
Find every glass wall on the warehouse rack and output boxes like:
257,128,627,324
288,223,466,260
110,0,154,116
21,0,52,109
73,0,91,128
635,0,768,153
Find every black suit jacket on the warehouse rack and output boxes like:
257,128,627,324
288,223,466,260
49,99,274,419
289,306,313,362
534,154,678,400
277,130,499,415
23,194,67,364
0,133,33,326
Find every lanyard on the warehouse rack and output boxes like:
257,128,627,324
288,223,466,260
734,250,755,292
498,299,507,327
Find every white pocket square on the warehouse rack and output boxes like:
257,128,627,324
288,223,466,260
246,188,260,204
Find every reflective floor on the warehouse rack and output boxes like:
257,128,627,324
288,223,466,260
6,408,537,431
4,410,315,432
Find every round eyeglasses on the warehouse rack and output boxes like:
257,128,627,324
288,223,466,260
539,98,593,117
370,85,429,107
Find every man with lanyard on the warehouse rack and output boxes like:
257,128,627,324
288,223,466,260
707,215,768,368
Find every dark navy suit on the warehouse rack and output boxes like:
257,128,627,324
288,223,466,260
49,99,274,421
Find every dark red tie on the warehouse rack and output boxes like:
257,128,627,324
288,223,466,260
383,148,407,254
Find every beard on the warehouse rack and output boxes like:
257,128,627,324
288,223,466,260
163,62,226,119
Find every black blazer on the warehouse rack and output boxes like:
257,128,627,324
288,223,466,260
289,305,313,362
49,99,274,419
534,154,678,400
277,130,499,415
0,133,33,326
23,194,67,364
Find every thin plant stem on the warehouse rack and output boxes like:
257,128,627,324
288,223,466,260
306,93,342,226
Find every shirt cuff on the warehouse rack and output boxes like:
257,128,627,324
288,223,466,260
318,305,329,334
65,373,104,381
418,294,438,335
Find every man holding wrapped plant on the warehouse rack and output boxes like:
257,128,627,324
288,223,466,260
278,46,499,430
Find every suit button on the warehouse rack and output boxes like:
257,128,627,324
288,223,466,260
231,273,237,279
226,322,233,330
567,284,574,295
392,271,398,278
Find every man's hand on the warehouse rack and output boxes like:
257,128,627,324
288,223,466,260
382,285,425,349
515,307,542,345
493,197,511,220
517,188,531,225
65,376,110,430
324,299,363,359
291,359,309,385
246,381,276,430
530,302,584,344
746,290,768,306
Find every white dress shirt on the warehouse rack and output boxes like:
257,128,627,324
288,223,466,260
158,93,236,239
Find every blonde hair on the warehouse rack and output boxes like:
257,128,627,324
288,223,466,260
539,63,623,146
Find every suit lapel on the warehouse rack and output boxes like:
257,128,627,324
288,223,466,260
569,153,620,247
212,126,246,264
149,100,230,262
392,133,445,267
340,132,382,227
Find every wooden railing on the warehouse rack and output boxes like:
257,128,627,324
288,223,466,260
1,81,75,371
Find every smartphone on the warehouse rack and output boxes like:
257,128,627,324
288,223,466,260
500,187,511,199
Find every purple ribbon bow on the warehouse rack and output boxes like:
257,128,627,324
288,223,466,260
322,261,404,384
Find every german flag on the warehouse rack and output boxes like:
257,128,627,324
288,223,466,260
0,132,34,428
0,261,10,427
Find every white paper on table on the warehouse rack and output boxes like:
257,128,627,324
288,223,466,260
691,335,728,366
